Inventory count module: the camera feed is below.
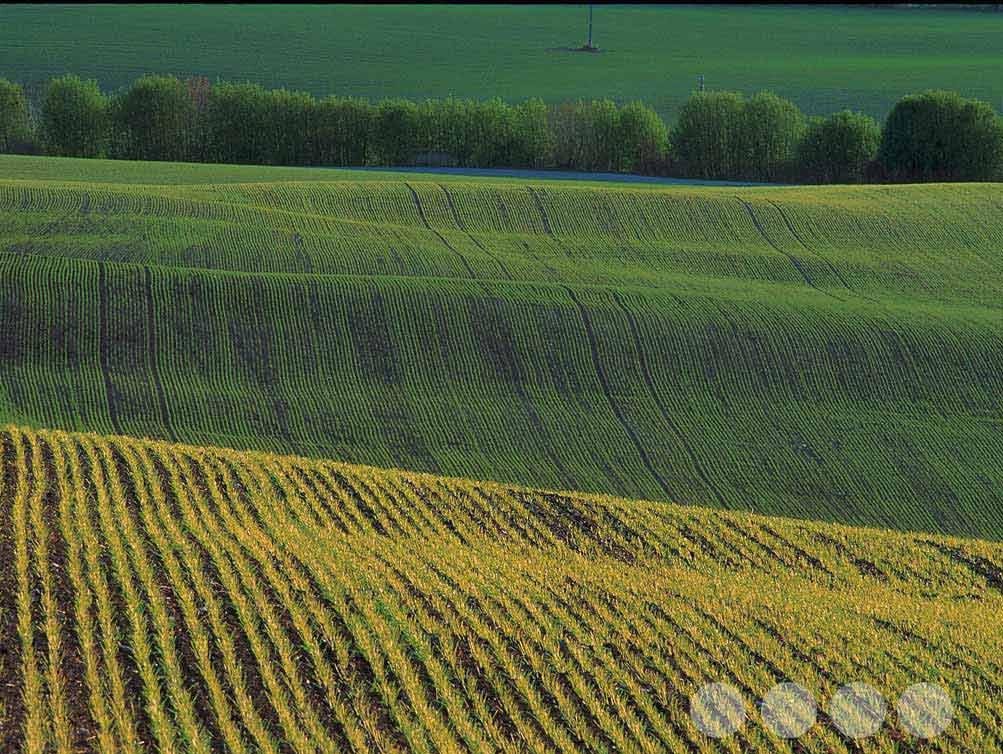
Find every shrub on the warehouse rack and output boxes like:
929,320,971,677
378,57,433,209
671,91,745,179
798,110,880,183
204,81,271,165
878,90,1003,181
113,74,194,162
41,75,109,157
549,99,625,172
313,96,374,166
512,98,551,169
262,88,315,166
373,98,421,166
0,78,32,153
469,98,516,168
738,91,805,181
617,101,669,174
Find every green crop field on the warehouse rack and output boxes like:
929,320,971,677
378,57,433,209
2,4,1003,122
2,424,1001,753
1,154,1002,542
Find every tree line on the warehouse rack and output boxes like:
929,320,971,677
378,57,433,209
2,73,1002,183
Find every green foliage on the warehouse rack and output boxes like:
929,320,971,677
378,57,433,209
6,4,1003,127
204,81,270,165
313,96,373,166
738,91,805,181
262,87,315,166
511,98,552,169
0,77,31,153
798,110,881,183
373,98,421,166
20,68,1003,183
40,74,108,157
616,101,669,174
671,91,745,179
112,74,194,162
673,91,805,181
549,99,625,172
879,90,1003,181
468,98,515,168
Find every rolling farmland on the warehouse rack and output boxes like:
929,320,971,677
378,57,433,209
1,156,1002,539
1,423,1001,753
3,5,1003,123
6,5,1003,752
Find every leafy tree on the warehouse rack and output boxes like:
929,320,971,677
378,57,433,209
512,98,551,169
313,96,374,166
0,78,31,153
671,91,744,179
415,97,468,166
114,74,194,161
204,81,272,164
262,88,315,166
40,75,109,157
185,76,212,162
373,98,421,166
738,91,805,181
617,101,669,174
549,99,623,172
589,99,621,171
470,98,516,168
797,110,880,183
879,90,1003,181
435,97,476,166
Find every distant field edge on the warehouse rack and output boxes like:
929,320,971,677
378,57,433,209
0,154,790,187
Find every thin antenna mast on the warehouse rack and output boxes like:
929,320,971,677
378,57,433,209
576,4,599,53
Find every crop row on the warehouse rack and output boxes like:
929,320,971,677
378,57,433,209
1,245,1001,538
3,180,1003,315
1,424,1001,753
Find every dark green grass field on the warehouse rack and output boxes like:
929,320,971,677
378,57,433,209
3,4,1003,121
1,155,1002,540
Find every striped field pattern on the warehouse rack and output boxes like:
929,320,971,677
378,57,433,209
1,157,1002,539
1,424,1002,753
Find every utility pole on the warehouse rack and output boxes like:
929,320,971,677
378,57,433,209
575,4,599,53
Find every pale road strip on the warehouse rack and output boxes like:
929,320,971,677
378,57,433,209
334,165,789,187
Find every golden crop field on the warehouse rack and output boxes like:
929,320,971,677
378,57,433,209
1,423,1001,753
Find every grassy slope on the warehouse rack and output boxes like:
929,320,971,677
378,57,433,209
2,5,1003,121
1,424,1001,753
1,157,1002,539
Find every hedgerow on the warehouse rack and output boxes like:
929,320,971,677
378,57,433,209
4,73,1002,181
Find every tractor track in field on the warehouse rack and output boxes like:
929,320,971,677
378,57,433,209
736,197,845,302
438,183,514,281
611,291,728,508
405,182,477,278
97,261,123,436
766,198,880,303
144,266,177,443
528,187,555,237
291,231,312,274
561,285,675,502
